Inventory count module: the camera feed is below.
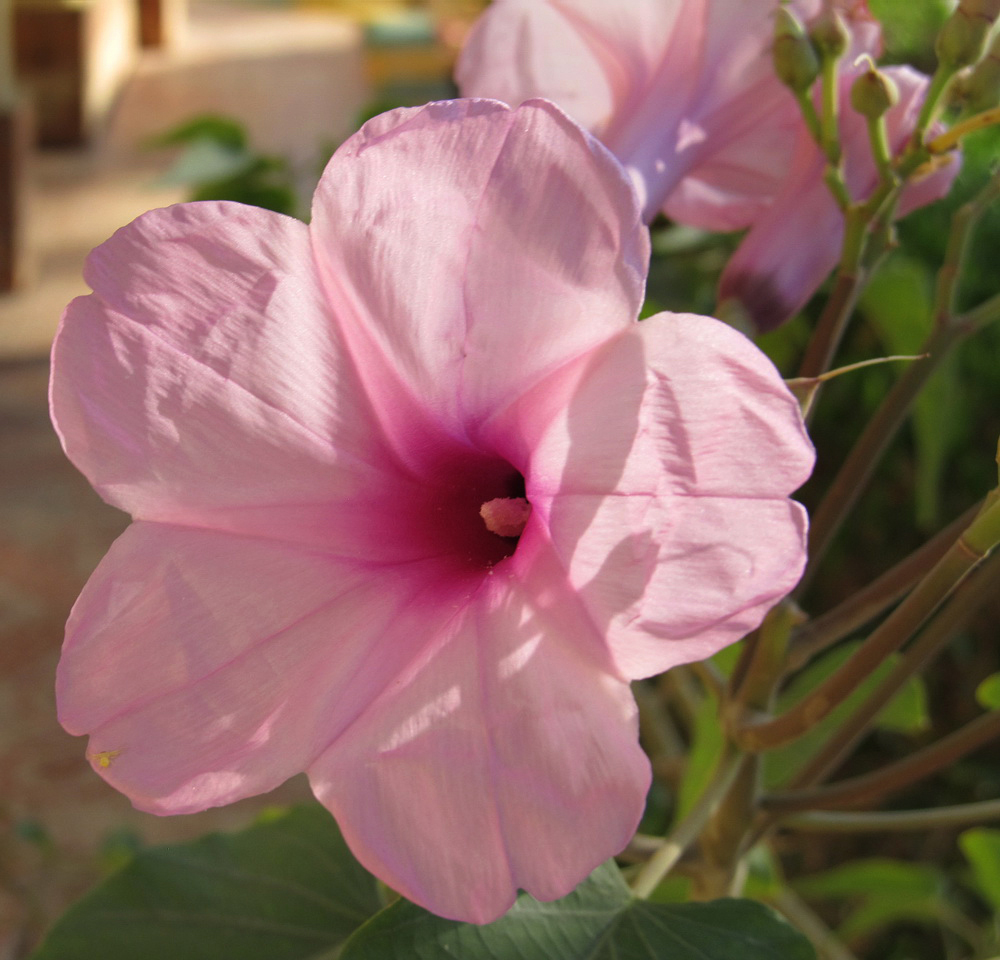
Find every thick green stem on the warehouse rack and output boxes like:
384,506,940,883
762,708,1000,813
797,261,864,382
911,63,959,147
631,752,745,899
734,497,1000,753
866,115,895,184
787,537,1000,786
820,55,842,166
801,294,1000,592
789,500,982,671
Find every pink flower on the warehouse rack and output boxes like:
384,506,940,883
456,1,955,331
456,0,877,226
51,99,813,923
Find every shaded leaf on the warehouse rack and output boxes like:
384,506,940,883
794,859,943,901
960,828,1000,912
341,862,815,960
28,805,381,960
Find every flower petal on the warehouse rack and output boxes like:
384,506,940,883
309,550,648,924
309,98,648,434
50,203,399,538
491,313,812,678
58,522,463,814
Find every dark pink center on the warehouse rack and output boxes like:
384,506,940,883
399,447,529,574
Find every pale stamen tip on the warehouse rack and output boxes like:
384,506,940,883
480,497,532,539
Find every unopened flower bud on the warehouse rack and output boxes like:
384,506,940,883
773,8,821,91
936,6,993,69
959,0,1000,25
810,7,850,60
850,62,900,119
962,33,1000,111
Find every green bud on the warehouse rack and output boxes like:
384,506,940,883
962,33,1000,111
809,7,850,60
959,0,1000,24
936,7,992,69
850,63,900,119
773,7,821,91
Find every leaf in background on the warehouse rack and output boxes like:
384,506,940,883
795,859,943,901
794,859,947,944
856,251,963,529
340,862,816,960
155,138,256,188
764,642,930,789
146,114,249,151
675,688,726,821
960,829,1000,913
27,805,381,960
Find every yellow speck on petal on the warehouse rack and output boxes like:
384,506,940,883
90,749,122,769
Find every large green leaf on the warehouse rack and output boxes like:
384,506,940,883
340,862,816,960
28,805,381,960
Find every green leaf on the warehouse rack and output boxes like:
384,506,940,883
147,114,249,150
341,862,815,960
28,805,381,960
156,138,255,188
976,674,1000,710
960,828,1000,912
675,688,726,821
794,859,943,901
764,643,929,788
794,860,945,943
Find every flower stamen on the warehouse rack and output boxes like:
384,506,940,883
480,497,532,539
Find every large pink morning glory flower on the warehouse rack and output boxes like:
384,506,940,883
455,1,956,331
51,99,813,923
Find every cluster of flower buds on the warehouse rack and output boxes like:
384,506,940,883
772,5,898,121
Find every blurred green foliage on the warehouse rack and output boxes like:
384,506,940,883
149,115,299,218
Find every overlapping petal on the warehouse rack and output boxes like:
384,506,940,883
310,535,648,923
457,0,881,225
309,98,648,435
58,523,474,813
487,312,812,679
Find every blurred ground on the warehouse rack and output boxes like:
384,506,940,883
0,2,408,955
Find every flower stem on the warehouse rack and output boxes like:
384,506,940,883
866,115,895,184
762,708,1000,814
771,888,862,960
780,798,1000,832
786,540,1000,787
734,496,1000,753
820,56,842,166
788,500,982,672
911,64,959,147
928,104,1000,154
801,170,1000,588
630,751,745,899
